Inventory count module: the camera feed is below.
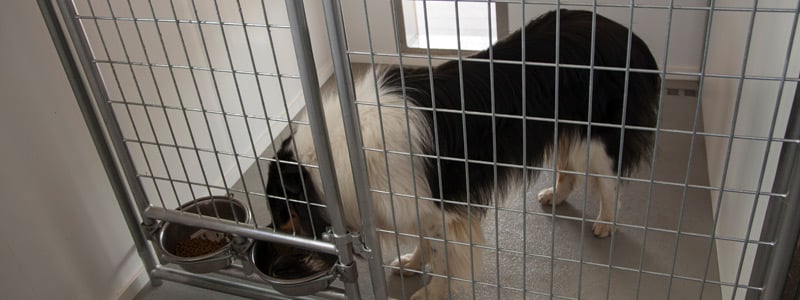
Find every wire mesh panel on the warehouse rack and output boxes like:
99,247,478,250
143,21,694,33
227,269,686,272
41,0,374,298
41,0,800,299
71,0,302,224
333,0,800,299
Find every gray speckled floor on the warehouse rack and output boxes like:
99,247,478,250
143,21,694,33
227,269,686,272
137,78,720,299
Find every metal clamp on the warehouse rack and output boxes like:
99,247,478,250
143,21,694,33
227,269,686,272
334,261,358,284
350,232,374,259
230,236,251,256
142,220,161,240
322,228,373,259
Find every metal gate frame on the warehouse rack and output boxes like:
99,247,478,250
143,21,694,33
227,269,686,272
37,0,387,298
37,0,800,299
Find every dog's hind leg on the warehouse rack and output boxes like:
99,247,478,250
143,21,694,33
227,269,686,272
538,138,577,206
538,171,577,206
589,147,619,238
410,215,484,300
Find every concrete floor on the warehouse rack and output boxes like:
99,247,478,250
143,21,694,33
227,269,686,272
137,78,721,299
348,80,722,299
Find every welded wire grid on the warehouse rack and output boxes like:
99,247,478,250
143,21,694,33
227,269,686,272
70,0,330,238
61,0,800,299
340,0,800,299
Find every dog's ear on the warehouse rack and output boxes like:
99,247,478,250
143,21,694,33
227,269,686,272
276,161,304,196
272,137,304,196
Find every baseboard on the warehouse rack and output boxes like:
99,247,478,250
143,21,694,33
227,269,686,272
115,265,148,300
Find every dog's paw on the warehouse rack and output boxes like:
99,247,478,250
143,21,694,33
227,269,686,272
592,222,613,238
537,187,565,206
390,253,421,276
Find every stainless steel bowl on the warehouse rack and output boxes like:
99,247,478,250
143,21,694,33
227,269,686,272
249,240,338,296
156,195,251,273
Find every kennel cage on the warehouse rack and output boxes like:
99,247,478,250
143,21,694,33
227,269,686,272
38,0,800,299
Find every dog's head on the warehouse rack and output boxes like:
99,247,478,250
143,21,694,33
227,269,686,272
265,138,331,239
264,138,337,278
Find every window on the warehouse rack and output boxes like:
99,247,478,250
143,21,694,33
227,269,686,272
399,0,508,52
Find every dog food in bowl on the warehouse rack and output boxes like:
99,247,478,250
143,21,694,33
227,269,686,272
175,229,232,258
156,195,251,273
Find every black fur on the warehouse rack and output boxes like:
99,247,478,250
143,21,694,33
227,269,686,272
380,9,660,214
267,9,660,232
265,138,329,237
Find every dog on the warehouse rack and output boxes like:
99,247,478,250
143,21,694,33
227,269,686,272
265,9,660,299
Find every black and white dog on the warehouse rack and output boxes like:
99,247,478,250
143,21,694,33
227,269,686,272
266,9,659,299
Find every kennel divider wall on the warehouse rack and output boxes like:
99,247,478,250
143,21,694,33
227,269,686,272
38,0,376,298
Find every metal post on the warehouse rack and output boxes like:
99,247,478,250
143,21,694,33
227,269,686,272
751,78,800,299
36,0,160,283
283,0,361,298
321,0,389,298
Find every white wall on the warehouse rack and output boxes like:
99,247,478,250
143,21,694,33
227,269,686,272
0,0,332,299
0,1,142,299
701,0,800,298
341,0,708,73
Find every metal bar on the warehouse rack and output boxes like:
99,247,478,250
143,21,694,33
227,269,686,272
229,0,289,233
758,74,800,300
255,0,319,240
549,4,562,299
417,0,453,298
37,0,160,281
102,0,185,210
486,1,501,298
384,0,424,298
605,2,637,299
519,2,528,298
452,1,480,297
124,139,321,168
106,99,301,125
185,0,245,223
120,137,798,199
84,0,170,209
74,15,291,30
697,0,762,296
731,1,800,297
205,0,263,227
93,59,299,79
358,0,411,297
150,266,346,300
283,0,361,297
143,0,216,210
577,1,599,298
634,0,675,297
374,222,776,247
144,206,337,254
747,5,800,297
343,51,800,81
350,100,800,143
321,0,388,298
120,0,201,214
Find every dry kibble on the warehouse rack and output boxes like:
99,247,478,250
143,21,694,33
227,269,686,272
175,235,229,257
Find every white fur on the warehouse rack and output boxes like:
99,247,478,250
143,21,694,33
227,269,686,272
539,138,619,237
289,68,620,298
291,67,437,234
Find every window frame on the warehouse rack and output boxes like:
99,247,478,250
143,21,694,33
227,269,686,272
394,0,510,56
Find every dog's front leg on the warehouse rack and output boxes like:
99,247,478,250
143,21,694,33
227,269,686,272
409,216,484,300
390,240,427,276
